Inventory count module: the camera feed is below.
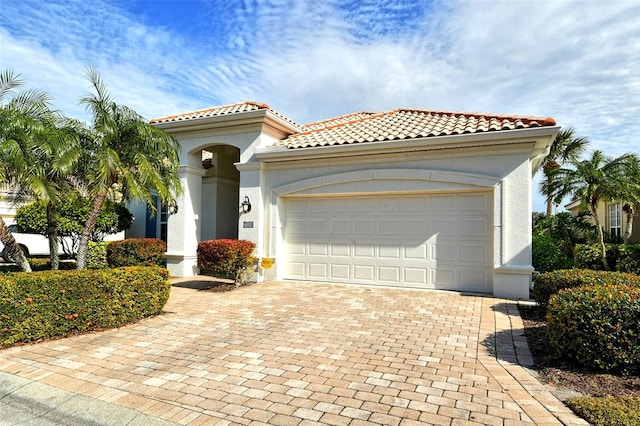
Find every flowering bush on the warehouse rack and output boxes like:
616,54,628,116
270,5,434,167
197,239,256,283
547,285,640,374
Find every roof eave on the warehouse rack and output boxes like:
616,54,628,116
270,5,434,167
151,109,303,135
256,126,561,164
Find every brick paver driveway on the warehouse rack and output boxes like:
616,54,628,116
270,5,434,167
0,280,585,425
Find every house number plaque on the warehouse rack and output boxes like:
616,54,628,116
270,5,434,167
243,221,254,228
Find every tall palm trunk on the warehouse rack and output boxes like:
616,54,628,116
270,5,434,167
76,192,106,270
0,216,31,272
623,204,634,244
46,201,59,270
589,204,611,270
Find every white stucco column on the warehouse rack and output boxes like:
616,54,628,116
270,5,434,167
493,159,534,299
166,163,206,277
236,162,264,281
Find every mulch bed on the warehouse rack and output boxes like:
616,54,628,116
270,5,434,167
518,304,640,398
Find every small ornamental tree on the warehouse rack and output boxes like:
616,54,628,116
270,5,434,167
16,198,133,256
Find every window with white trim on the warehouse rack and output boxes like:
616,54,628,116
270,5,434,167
609,203,621,238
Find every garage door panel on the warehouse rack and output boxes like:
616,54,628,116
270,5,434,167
330,243,350,256
460,245,488,263
379,244,401,259
309,219,329,234
428,195,457,211
404,244,427,260
330,199,351,212
460,220,487,237
378,220,401,235
462,194,488,210
287,242,306,255
354,243,375,257
308,263,328,279
379,266,400,282
288,199,310,213
287,262,306,278
433,244,456,261
284,193,491,292
431,268,456,287
330,264,350,280
432,220,457,237
331,219,351,235
355,220,375,236
404,219,427,236
308,243,328,256
404,268,428,285
354,265,375,281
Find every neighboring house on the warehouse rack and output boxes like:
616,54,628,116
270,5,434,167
136,101,558,299
565,199,640,243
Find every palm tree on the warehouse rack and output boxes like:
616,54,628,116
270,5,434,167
549,150,640,270
0,70,56,272
620,155,640,244
74,68,181,269
4,116,83,269
540,128,589,217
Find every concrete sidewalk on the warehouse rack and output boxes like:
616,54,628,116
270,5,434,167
0,279,587,425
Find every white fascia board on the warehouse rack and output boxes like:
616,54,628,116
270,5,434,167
255,126,561,163
152,109,302,135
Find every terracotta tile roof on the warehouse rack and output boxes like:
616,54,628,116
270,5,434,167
279,109,556,149
150,101,304,128
303,111,378,131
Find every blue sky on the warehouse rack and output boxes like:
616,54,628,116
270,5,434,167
1,0,639,212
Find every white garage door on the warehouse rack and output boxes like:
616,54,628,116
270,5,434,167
283,193,492,293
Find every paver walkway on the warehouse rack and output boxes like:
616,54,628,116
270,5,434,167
0,279,586,425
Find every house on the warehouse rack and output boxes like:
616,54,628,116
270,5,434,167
131,102,559,299
565,199,640,243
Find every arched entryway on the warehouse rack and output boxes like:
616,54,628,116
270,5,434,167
200,145,241,240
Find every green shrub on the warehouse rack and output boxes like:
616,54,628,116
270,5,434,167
0,266,170,347
547,285,640,374
86,241,109,269
532,235,572,273
533,269,640,307
106,238,165,267
618,245,640,275
197,239,256,283
0,259,77,273
566,396,640,426
574,243,621,271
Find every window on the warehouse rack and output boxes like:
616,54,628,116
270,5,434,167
609,203,621,238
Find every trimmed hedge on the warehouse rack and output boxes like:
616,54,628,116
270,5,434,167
0,266,170,347
547,285,640,374
618,245,640,275
532,269,640,307
197,239,256,282
532,235,572,273
0,258,76,273
86,241,109,269
566,396,640,426
106,238,165,267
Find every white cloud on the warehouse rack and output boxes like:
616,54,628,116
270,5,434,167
1,0,638,212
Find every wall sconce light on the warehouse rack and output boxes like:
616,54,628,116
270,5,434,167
240,196,252,214
168,199,179,215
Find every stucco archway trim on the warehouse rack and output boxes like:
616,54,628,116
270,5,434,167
272,169,500,197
